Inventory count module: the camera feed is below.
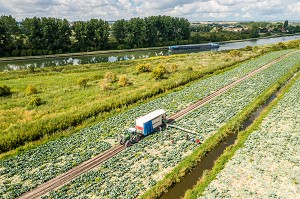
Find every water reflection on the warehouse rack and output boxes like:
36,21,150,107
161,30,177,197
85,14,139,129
1,35,300,72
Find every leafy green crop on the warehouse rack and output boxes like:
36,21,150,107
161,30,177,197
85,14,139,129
200,75,300,198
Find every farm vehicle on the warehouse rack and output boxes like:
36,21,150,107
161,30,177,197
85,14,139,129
119,109,201,147
119,109,167,147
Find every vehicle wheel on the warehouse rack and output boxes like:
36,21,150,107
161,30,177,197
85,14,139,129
125,140,131,147
119,135,124,145
135,137,139,143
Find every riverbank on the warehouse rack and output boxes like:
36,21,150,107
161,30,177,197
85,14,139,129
0,46,168,62
1,34,299,62
218,33,300,44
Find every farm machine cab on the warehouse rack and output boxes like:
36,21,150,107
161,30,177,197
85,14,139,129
120,109,166,147
119,128,142,147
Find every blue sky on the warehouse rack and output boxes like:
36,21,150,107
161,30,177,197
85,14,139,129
0,0,299,21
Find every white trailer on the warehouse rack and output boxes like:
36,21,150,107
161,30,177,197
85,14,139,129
135,109,166,135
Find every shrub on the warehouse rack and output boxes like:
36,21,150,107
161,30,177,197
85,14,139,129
26,85,38,95
259,49,267,54
229,50,242,57
0,85,12,97
99,82,112,91
286,40,300,49
244,45,253,51
136,63,152,73
276,42,287,50
28,65,35,73
28,96,43,106
118,75,130,87
187,66,193,71
104,71,117,83
77,78,88,88
151,64,167,80
167,64,178,73
252,46,259,52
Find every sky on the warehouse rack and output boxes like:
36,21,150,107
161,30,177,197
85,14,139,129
0,0,299,22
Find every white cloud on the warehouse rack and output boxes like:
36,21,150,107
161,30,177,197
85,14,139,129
0,0,299,21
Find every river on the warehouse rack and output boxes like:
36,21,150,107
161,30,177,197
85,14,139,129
1,35,300,72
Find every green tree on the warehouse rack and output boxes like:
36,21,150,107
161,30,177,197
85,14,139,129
0,15,21,54
144,16,159,47
22,17,43,49
73,19,109,51
125,17,146,48
112,19,127,45
41,17,59,51
0,20,10,56
72,21,87,51
249,25,259,38
85,19,109,50
57,19,71,52
283,20,288,29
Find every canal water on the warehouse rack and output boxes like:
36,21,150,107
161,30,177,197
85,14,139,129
1,35,299,72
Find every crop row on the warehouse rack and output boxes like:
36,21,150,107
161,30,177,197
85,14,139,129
199,74,300,198
0,50,295,198
176,50,300,139
39,52,300,198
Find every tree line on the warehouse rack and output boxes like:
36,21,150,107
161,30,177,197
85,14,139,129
112,16,190,49
0,15,190,57
1,15,298,57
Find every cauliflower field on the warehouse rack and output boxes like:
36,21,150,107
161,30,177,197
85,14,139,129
199,77,300,198
38,51,300,198
0,50,297,198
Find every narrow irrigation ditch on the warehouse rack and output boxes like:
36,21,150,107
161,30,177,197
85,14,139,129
158,78,293,199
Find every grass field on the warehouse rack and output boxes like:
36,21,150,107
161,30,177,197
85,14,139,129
0,49,259,153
